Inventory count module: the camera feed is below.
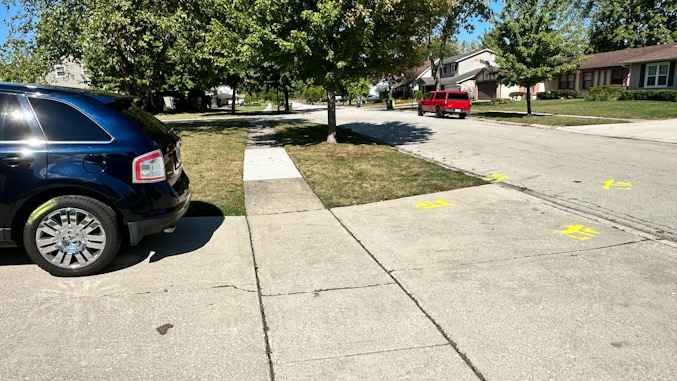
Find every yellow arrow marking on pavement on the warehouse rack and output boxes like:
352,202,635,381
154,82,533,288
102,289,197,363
603,179,632,190
483,174,508,183
416,200,454,209
559,224,601,240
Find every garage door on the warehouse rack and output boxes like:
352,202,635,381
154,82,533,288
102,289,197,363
477,81,497,100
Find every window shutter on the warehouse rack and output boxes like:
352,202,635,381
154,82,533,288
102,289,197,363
668,62,676,87
639,64,646,87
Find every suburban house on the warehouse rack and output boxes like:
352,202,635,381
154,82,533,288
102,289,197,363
543,43,677,96
46,59,90,89
412,49,523,100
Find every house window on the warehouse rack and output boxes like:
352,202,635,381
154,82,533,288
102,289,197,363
450,63,457,75
559,74,575,89
442,65,447,74
582,72,593,89
645,62,669,87
54,65,66,78
612,69,624,85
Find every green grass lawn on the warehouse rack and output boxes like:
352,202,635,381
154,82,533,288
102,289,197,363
471,111,625,126
171,120,248,216
274,122,487,208
472,99,677,119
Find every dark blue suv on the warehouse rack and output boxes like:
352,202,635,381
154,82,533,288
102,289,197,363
0,83,190,276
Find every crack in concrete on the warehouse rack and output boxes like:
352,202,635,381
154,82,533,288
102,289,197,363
211,284,258,293
279,343,451,365
329,210,486,381
260,282,397,297
387,240,649,274
245,215,276,381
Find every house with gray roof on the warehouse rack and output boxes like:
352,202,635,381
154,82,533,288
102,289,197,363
543,43,677,96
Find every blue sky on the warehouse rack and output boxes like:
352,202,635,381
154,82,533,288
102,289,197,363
1,2,499,46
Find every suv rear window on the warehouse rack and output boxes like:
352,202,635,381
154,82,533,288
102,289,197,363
446,92,469,100
0,94,35,141
111,102,176,146
29,97,111,142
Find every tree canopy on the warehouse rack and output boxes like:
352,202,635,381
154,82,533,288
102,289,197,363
585,0,677,53
482,0,587,115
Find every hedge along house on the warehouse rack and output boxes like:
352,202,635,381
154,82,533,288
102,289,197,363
543,43,677,96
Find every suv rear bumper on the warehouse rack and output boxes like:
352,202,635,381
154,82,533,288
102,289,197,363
127,192,190,246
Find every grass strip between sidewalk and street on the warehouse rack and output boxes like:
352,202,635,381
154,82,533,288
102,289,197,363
470,111,625,126
156,104,268,121
273,122,487,208
471,99,677,119
172,120,248,216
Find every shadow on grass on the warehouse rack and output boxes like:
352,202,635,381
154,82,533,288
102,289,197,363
274,122,386,147
274,120,434,147
167,120,249,134
186,201,224,217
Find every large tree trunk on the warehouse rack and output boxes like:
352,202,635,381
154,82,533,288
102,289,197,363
526,86,532,115
231,87,236,114
284,87,289,111
435,37,447,91
326,82,337,143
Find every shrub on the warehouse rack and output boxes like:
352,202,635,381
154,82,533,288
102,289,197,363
509,91,524,100
537,90,580,100
490,98,513,105
414,91,424,101
585,85,626,101
619,89,677,102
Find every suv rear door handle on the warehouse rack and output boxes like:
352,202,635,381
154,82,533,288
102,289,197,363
2,155,35,167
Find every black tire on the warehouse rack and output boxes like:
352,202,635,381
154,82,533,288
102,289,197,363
435,106,444,118
418,106,424,116
23,196,121,277
459,113,467,119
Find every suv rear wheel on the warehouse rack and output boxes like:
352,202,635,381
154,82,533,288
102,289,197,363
435,106,444,118
23,196,121,277
417,106,424,116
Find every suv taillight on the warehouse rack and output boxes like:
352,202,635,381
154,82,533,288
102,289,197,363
132,149,166,183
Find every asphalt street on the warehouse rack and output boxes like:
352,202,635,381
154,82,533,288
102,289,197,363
294,105,677,242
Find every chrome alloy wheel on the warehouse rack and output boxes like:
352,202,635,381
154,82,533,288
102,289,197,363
35,207,107,269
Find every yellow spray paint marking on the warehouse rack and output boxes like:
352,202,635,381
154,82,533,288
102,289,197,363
603,180,632,190
559,225,601,240
416,200,454,209
483,174,508,183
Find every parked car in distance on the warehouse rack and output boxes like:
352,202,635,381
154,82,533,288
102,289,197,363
0,82,190,276
418,90,471,119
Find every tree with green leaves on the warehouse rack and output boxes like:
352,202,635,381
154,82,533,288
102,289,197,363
428,0,492,91
346,78,371,105
255,0,439,143
586,0,677,53
4,0,221,112
0,38,51,83
482,0,587,115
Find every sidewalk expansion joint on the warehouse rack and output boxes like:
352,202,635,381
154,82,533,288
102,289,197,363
278,343,452,365
329,210,486,381
261,282,396,298
387,240,649,274
245,216,275,381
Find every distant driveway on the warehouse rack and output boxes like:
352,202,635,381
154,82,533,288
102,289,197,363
294,106,677,241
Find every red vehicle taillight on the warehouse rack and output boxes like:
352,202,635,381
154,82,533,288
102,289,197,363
132,149,166,183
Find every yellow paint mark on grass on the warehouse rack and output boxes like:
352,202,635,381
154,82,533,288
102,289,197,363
416,200,454,209
560,225,601,240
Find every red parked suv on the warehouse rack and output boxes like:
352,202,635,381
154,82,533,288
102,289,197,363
418,90,471,119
